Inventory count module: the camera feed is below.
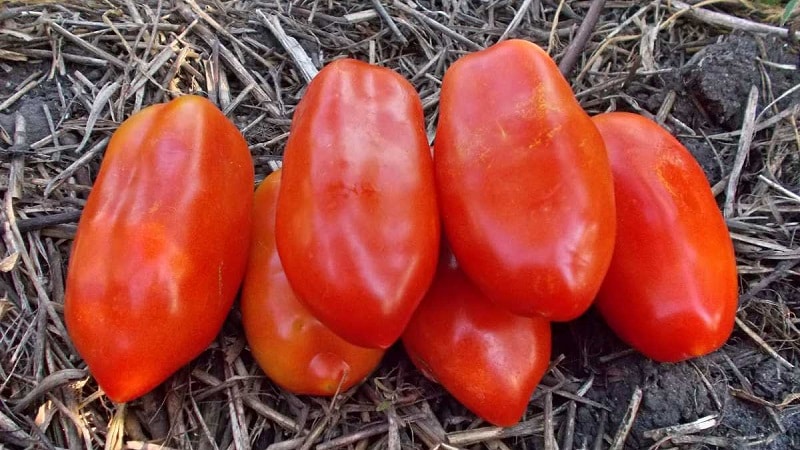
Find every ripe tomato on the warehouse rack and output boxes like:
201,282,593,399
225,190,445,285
592,112,738,362
402,251,551,427
64,95,254,402
276,59,440,349
241,170,384,395
434,39,615,321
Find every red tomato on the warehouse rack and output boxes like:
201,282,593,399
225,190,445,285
434,39,615,321
276,59,440,349
64,95,254,402
592,112,738,362
241,170,384,395
403,251,552,427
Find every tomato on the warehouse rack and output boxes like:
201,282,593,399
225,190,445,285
241,170,384,395
64,95,254,402
434,39,615,321
403,250,551,427
592,112,738,362
276,59,440,349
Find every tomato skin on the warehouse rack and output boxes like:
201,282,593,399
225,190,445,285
434,39,615,321
402,253,551,427
276,59,440,349
241,170,384,395
64,95,254,402
592,112,738,362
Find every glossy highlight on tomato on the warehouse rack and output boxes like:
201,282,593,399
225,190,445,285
276,59,440,349
64,95,254,402
403,251,552,427
434,39,616,321
241,170,384,395
592,112,738,362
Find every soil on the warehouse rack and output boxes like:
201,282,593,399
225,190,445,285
559,313,800,449
1,1,799,449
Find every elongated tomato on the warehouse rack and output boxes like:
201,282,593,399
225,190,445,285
242,170,384,395
64,95,254,402
592,112,738,362
403,251,551,427
434,39,616,321
276,59,440,349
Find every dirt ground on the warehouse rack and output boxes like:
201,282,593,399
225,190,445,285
1,1,800,449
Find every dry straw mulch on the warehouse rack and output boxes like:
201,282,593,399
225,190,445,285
1,0,799,449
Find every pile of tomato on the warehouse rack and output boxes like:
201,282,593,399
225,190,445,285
64,39,738,427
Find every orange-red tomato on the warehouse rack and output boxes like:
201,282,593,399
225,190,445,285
403,251,552,427
276,59,440,349
64,95,254,402
592,112,738,362
434,39,615,321
241,170,384,395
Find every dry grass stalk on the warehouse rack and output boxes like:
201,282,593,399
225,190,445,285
608,387,642,450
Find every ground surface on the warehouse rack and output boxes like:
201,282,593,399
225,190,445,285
1,0,799,449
